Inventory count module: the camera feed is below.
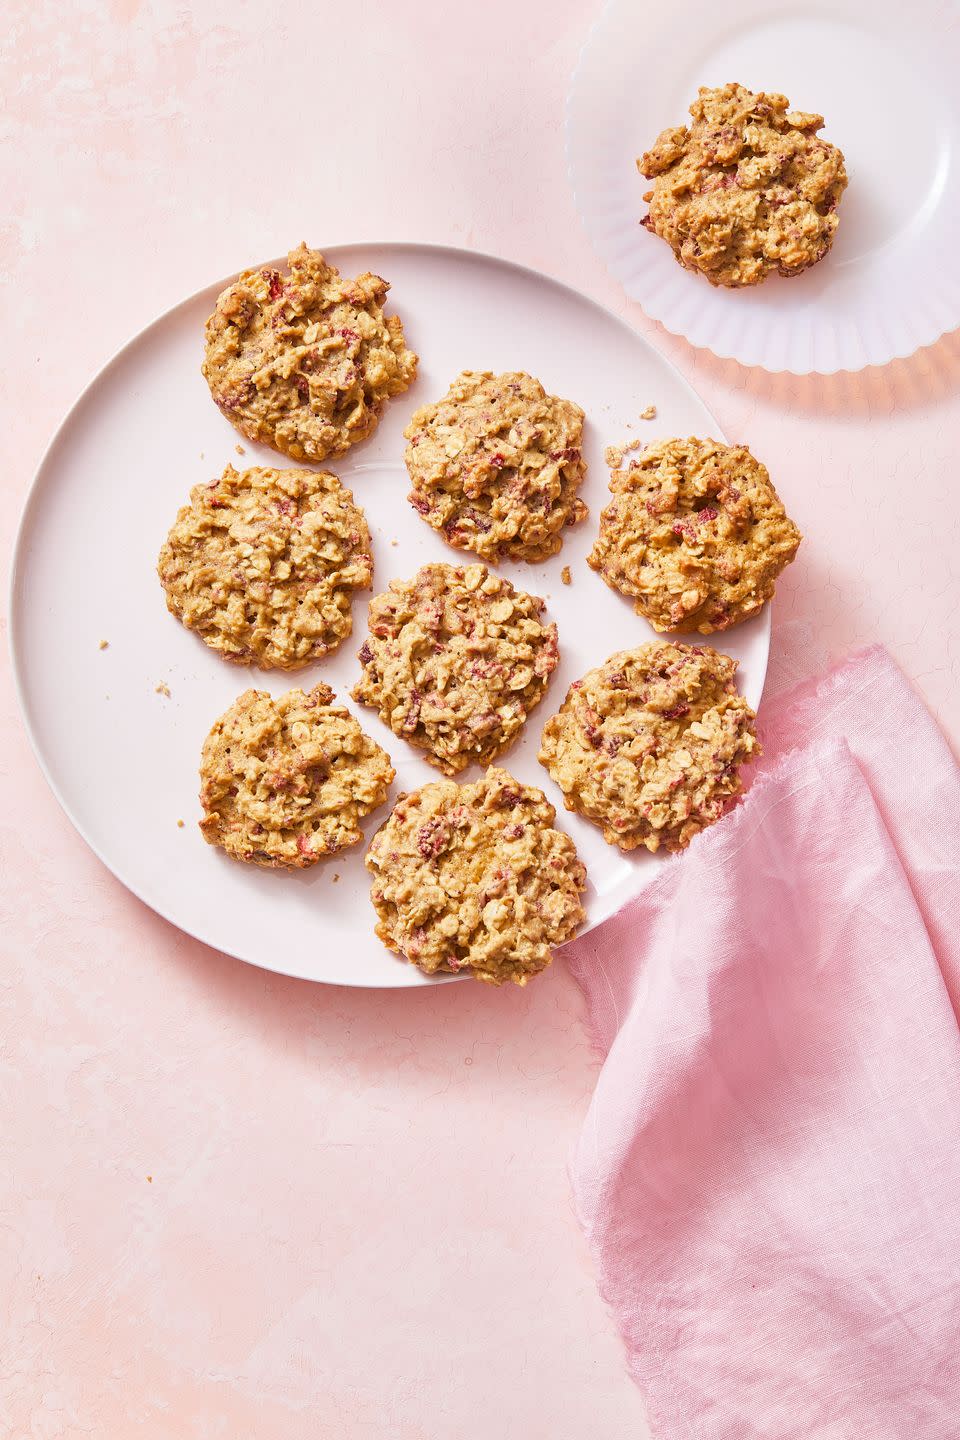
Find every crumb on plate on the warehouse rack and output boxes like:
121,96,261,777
561,565,572,585
604,436,642,470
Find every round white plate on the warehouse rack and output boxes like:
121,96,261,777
10,243,769,987
567,0,960,373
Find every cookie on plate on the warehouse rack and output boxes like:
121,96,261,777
352,562,559,774
403,370,587,562
587,437,801,633
538,642,758,853
202,244,418,461
365,766,586,985
159,464,373,669
638,83,847,288
199,683,394,868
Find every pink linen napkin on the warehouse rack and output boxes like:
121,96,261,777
565,646,960,1439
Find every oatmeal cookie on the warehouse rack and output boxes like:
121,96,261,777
639,83,847,287
538,642,758,853
403,371,587,562
352,562,559,774
199,683,393,867
588,437,800,633
202,244,418,461
159,464,373,668
365,767,586,984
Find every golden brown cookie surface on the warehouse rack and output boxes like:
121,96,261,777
588,437,801,633
199,684,393,867
159,465,373,669
352,562,559,775
403,371,587,562
639,83,847,287
365,767,586,984
202,244,418,461
539,642,758,852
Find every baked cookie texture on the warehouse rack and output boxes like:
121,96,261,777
199,683,394,867
403,371,587,562
365,767,586,985
638,83,847,288
539,642,758,853
352,562,559,775
158,464,373,668
202,244,418,461
588,437,801,633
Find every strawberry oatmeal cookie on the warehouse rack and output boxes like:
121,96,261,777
538,642,758,853
199,683,393,867
159,464,373,668
588,437,801,633
365,767,586,985
638,83,847,287
403,371,587,562
352,562,559,774
202,244,418,461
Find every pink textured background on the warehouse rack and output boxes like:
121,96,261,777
3,4,959,1436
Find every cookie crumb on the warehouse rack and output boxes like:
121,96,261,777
155,682,171,698
146,1175,152,1183
640,405,657,420
561,565,572,586
176,819,185,829
390,538,399,547
606,437,642,469
98,639,109,650
235,443,246,455
332,872,341,883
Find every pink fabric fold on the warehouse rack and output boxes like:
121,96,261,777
565,647,960,1439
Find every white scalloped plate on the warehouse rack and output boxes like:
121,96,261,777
10,243,768,987
567,0,960,373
